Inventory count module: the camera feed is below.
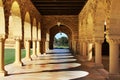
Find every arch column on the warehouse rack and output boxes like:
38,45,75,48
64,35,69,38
108,39,120,79
69,40,72,50
37,40,41,56
14,39,23,66
87,41,93,61
79,41,83,55
31,40,37,58
24,40,32,61
45,41,49,52
82,41,87,56
72,40,77,55
40,40,46,54
0,38,7,76
94,40,104,68
109,40,119,74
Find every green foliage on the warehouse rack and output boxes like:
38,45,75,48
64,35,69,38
54,37,69,48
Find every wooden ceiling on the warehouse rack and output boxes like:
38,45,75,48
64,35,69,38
31,0,88,15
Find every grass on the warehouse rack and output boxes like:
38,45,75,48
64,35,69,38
4,48,32,65
54,46,69,49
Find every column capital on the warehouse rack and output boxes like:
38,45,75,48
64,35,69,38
79,38,87,42
24,38,31,41
37,40,41,41
32,40,37,42
94,40,104,43
0,38,5,42
107,39,120,44
86,39,93,43
106,35,120,43
93,37,104,43
25,40,31,42
14,36,22,40
0,34,6,39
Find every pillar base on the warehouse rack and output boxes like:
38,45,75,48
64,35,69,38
13,61,23,66
23,57,32,61
76,55,88,62
0,70,7,76
94,63,104,69
31,54,38,58
37,53,41,56
31,55,38,60
84,62,104,69
42,53,47,56
109,74,120,80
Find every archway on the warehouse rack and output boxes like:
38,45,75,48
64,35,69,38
54,32,69,49
8,1,22,39
24,12,31,48
31,18,38,57
24,12,31,41
23,12,32,60
7,1,23,66
49,25,72,50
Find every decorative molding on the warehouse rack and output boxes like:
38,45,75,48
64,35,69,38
0,34,6,39
14,36,22,41
106,35,120,43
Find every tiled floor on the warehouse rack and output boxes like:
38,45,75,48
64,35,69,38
0,49,108,80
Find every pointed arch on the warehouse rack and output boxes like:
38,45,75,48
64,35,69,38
9,1,22,39
49,25,72,49
32,18,37,40
24,12,31,40
0,0,5,38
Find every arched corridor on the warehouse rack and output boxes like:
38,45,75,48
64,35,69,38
0,0,120,80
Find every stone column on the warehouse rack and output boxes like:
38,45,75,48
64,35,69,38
40,40,46,54
45,41,49,52
31,40,37,58
25,40,32,61
0,39,7,76
87,42,93,61
94,40,104,68
82,42,87,56
14,39,23,66
49,41,53,49
95,41,102,64
73,40,77,54
37,41,41,56
109,40,119,74
80,42,83,55
69,40,72,50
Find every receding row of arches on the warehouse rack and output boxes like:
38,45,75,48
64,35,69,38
0,0,42,76
78,0,120,77
0,1,41,42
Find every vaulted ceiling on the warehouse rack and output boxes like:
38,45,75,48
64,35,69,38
31,0,88,15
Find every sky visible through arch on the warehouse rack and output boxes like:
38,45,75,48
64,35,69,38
55,32,68,39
